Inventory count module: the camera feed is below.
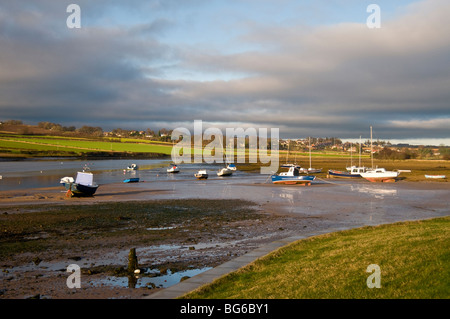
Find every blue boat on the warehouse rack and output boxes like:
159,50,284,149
271,166,316,185
123,178,140,183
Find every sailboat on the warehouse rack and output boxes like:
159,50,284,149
217,139,234,176
328,136,367,178
360,126,399,182
303,137,322,174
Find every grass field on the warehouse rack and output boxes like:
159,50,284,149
0,135,173,156
182,216,450,299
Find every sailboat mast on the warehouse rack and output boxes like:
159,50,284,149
370,126,373,169
309,137,312,169
350,142,353,167
359,135,362,167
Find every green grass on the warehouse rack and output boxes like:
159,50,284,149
0,135,173,155
182,216,450,299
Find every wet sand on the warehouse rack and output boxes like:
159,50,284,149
0,178,449,299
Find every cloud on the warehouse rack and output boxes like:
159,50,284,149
0,0,449,144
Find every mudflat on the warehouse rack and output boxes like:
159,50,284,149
0,180,449,299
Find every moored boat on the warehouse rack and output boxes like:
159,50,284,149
328,166,367,178
360,126,399,183
195,170,208,179
424,174,446,179
167,164,180,173
271,166,315,185
303,137,322,174
360,168,399,183
123,177,140,183
60,171,99,197
217,167,233,176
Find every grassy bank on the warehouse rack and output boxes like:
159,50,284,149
0,134,173,157
183,216,450,299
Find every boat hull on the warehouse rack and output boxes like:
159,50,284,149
217,168,233,176
195,174,208,179
360,172,399,183
424,175,446,179
63,183,99,197
328,170,361,178
123,178,140,183
271,175,315,185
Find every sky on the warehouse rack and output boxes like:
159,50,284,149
0,0,449,145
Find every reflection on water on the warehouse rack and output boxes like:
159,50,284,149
350,185,398,199
94,267,213,289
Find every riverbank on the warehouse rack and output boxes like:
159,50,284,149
182,216,450,299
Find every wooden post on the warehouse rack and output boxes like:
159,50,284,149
128,248,139,273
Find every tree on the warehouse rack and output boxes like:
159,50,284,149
78,125,103,137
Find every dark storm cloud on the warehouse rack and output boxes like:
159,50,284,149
0,0,449,143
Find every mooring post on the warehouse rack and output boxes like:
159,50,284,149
128,248,139,273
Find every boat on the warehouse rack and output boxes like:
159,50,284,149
60,171,99,197
303,137,322,174
329,136,366,178
359,126,399,183
167,164,180,173
271,165,316,185
304,167,322,174
360,168,399,182
424,175,446,179
126,164,138,170
123,178,140,183
217,167,233,176
195,170,208,179
328,166,367,178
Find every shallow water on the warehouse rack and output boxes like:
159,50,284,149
93,267,213,289
0,158,253,191
2,159,449,294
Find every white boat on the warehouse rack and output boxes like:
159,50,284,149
217,167,233,176
195,170,208,179
126,164,138,170
360,168,399,183
167,164,180,173
424,174,446,179
303,137,322,174
329,137,366,178
360,126,399,183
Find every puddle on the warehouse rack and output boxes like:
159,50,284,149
146,226,177,231
91,267,212,289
